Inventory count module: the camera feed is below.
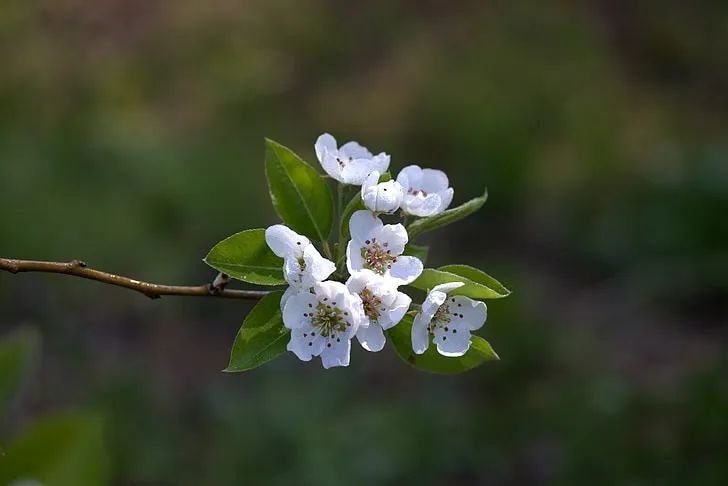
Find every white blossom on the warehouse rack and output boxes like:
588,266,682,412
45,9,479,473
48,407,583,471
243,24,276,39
411,282,487,357
396,165,454,217
361,170,404,214
265,225,336,309
314,133,390,185
346,270,412,352
283,281,365,369
346,210,423,286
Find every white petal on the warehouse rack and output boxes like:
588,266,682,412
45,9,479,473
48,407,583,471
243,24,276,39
320,337,351,369
411,314,430,354
341,159,380,185
288,325,325,361
432,282,465,294
363,180,404,214
449,296,487,331
335,292,364,338
433,323,472,357
280,285,298,311
303,245,336,282
345,271,371,295
346,241,365,274
420,168,450,193
356,323,386,352
379,223,408,255
369,153,391,174
388,255,423,285
339,141,373,159
265,225,309,258
284,256,304,287
403,193,443,217
436,188,454,213
361,170,380,193
379,291,412,330
315,133,337,161
314,280,348,301
349,210,383,244
321,151,347,182
397,165,424,190
282,291,318,329
421,290,448,321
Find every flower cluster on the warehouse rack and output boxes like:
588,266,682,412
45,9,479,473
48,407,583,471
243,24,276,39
265,133,489,369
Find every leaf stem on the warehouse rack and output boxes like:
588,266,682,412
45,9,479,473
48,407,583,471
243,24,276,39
322,241,334,260
0,258,270,300
337,183,345,242
333,183,347,271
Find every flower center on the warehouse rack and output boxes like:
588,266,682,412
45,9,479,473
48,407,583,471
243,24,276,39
359,287,383,322
427,303,452,334
335,156,353,168
311,300,348,337
361,239,397,274
409,188,429,197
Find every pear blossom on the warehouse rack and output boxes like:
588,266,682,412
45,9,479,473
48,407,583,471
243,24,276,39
411,282,487,357
361,170,404,214
283,281,365,369
346,210,423,286
265,225,336,309
314,133,390,185
397,165,454,217
346,271,412,352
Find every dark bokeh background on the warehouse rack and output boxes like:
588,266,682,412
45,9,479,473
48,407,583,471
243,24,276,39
1,1,727,484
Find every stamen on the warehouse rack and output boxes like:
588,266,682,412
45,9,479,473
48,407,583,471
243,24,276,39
361,242,398,274
311,301,348,338
360,287,383,322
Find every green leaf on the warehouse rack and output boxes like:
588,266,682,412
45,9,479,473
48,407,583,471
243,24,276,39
204,229,285,285
340,172,391,239
403,244,429,265
0,327,40,418
265,138,333,243
387,315,499,374
0,412,110,486
407,188,488,240
410,266,511,299
225,291,289,372
439,264,511,298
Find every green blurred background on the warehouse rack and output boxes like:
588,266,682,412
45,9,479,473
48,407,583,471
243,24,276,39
1,0,727,484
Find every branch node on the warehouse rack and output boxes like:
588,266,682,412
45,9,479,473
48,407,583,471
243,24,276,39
210,272,230,295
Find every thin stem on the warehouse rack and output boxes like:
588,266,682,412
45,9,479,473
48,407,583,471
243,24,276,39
402,213,411,228
321,241,334,260
337,183,345,239
0,258,270,300
334,183,346,266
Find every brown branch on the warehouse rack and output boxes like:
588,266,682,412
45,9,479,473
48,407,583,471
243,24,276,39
0,258,270,300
